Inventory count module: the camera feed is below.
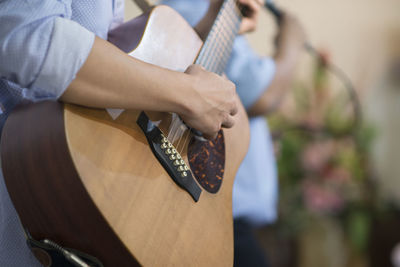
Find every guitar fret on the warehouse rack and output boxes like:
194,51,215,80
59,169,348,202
195,0,241,74
199,24,221,70
202,34,219,71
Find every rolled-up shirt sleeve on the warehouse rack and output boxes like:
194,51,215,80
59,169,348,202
0,0,95,100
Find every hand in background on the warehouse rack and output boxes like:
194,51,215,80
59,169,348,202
196,0,263,40
238,0,264,34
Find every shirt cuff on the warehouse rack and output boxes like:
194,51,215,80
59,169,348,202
28,17,95,100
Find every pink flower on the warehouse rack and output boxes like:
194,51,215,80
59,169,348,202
302,181,345,214
301,141,335,172
301,112,321,130
318,49,331,67
325,167,351,184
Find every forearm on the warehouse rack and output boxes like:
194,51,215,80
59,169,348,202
61,37,192,115
61,37,239,139
194,1,223,40
247,50,301,117
247,13,305,117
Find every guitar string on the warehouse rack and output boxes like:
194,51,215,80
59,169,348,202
204,0,239,73
172,0,236,147
171,114,183,144
175,0,241,154
172,0,232,150
196,0,236,73
215,10,233,73
177,21,231,153
202,2,236,74
175,121,187,152
205,1,240,74
168,113,181,145
210,0,238,72
196,5,223,70
179,127,191,156
172,0,242,156
167,114,176,142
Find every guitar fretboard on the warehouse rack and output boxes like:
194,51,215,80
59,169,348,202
195,0,242,75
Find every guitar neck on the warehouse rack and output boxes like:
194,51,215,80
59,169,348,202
195,0,242,74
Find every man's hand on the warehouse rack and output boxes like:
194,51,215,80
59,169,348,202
209,0,263,33
181,64,239,139
195,0,263,40
238,0,264,34
61,39,238,141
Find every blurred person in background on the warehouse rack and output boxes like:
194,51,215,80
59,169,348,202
161,0,306,266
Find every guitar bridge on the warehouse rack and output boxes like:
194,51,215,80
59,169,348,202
136,111,202,202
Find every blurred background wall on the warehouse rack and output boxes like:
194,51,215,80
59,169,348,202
251,0,400,206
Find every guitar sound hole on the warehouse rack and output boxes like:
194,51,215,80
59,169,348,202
188,130,225,193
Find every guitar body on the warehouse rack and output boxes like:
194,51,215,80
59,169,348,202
1,5,249,267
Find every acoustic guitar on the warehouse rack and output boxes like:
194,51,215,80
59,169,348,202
1,2,249,266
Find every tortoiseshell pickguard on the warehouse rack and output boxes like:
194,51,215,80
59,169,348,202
188,130,225,193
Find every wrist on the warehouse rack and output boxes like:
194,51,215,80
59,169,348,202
274,43,302,64
170,72,201,119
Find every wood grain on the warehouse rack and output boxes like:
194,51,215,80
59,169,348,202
1,101,140,267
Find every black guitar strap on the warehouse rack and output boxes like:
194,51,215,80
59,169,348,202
131,0,153,12
26,230,103,267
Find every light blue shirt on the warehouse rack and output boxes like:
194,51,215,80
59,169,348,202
0,1,123,265
163,0,279,226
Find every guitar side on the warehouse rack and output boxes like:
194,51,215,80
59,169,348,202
1,5,250,267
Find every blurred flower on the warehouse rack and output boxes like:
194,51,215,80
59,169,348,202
303,180,345,214
325,166,352,184
301,140,335,172
301,112,321,130
318,49,331,67
271,46,380,258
